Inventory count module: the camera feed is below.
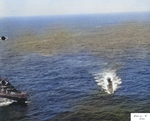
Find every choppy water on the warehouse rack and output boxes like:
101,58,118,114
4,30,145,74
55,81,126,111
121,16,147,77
0,12,150,121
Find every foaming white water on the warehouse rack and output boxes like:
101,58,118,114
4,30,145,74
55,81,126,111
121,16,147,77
94,70,122,94
0,98,14,106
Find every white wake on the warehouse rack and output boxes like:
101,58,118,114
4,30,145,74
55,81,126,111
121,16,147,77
0,98,14,106
94,70,122,94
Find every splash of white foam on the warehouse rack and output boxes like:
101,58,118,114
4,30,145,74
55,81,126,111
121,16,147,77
0,98,14,106
94,70,122,94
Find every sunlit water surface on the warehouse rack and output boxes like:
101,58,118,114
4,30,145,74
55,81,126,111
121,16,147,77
0,13,150,121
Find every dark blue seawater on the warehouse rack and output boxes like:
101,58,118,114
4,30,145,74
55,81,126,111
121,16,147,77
0,12,150,121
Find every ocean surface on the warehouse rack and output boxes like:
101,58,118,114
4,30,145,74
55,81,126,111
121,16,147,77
0,12,150,121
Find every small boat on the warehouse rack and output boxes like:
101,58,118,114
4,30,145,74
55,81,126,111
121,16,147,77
0,77,27,103
0,36,8,41
107,77,114,94
0,37,27,103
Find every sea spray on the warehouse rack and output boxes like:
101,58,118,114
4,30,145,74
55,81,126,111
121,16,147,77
94,70,122,94
0,98,14,106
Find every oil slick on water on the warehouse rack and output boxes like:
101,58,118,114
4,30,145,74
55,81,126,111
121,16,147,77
94,70,122,94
